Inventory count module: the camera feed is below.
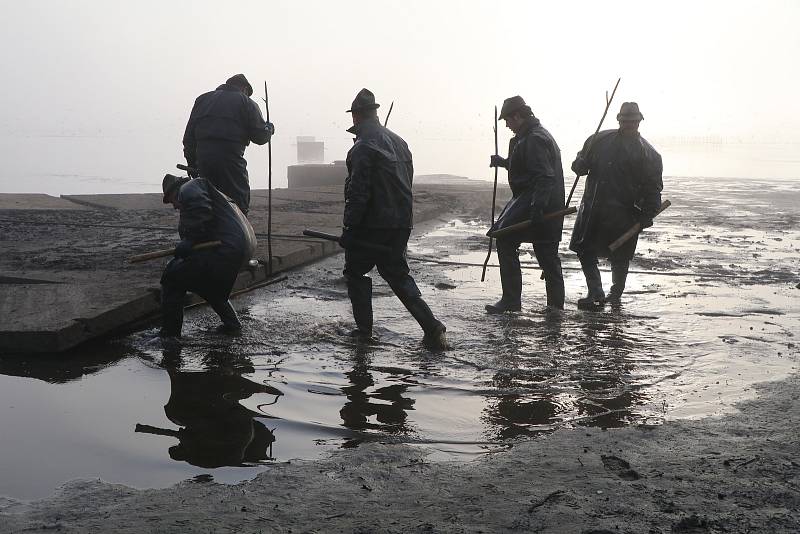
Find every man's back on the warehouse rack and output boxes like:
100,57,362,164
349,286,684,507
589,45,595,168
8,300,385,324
344,118,414,229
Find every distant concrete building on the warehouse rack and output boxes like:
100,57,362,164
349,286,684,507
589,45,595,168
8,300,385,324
288,160,347,188
296,136,324,163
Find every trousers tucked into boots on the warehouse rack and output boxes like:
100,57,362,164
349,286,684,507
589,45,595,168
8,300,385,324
160,251,241,336
343,229,444,338
492,238,564,311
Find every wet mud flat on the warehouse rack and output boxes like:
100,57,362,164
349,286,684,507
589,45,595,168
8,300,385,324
1,176,799,532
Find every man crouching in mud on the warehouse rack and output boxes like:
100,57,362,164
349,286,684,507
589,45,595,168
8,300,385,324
486,95,565,314
159,174,256,338
570,102,663,308
341,88,447,350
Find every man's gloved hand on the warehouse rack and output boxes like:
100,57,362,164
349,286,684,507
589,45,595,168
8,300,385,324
529,207,544,226
339,227,357,250
186,163,199,178
489,155,507,168
265,122,275,136
639,214,654,229
572,155,589,176
174,239,194,258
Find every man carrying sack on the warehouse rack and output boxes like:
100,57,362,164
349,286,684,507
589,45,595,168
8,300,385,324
341,88,447,349
570,102,663,307
159,174,257,338
487,95,566,314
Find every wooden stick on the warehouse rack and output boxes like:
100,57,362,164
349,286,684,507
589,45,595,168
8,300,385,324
566,77,621,207
264,81,273,276
487,206,578,239
383,101,394,127
480,105,499,282
608,200,671,252
128,240,221,263
302,229,394,255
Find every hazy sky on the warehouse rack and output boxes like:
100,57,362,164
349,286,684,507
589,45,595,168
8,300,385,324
1,0,798,194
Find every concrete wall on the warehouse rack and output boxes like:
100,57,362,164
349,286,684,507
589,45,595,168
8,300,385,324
288,163,347,189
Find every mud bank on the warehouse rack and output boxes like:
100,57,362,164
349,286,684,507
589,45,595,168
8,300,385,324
1,373,798,533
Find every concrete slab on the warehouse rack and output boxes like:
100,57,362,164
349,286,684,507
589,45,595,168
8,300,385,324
0,194,89,210
0,180,493,353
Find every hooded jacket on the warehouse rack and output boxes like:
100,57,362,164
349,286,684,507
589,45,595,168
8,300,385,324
343,118,414,229
182,83,272,167
568,129,662,255
490,117,565,243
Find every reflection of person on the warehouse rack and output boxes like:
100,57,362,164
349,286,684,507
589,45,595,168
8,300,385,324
570,102,663,307
160,174,256,338
137,351,279,468
339,354,413,433
341,88,447,349
487,96,565,314
182,74,275,214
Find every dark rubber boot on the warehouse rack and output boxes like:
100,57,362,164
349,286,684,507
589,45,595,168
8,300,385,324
486,267,522,313
404,297,448,350
485,299,522,314
346,275,373,338
606,260,630,303
490,240,523,314
211,300,242,334
577,256,605,308
160,285,185,338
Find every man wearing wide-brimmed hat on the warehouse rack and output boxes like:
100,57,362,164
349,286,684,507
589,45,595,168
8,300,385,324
159,173,257,338
340,88,447,350
486,95,566,314
183,73,275,215
569,101,663,307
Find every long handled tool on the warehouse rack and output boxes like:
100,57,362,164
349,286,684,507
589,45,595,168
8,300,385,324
565,77,621,207
608,199,671,252
383,101,394,127
302,229,393,255
176,163,197,175
263,81,274,276
128,241,221,263
480,106,500,282
487,206,578,239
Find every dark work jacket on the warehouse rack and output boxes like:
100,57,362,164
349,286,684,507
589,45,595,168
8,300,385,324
568,129,663,255
182,83,271,168
490,117,566,243
343,118,414,229
176,178,257,267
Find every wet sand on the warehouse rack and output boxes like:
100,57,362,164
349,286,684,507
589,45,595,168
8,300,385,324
1,176,799,532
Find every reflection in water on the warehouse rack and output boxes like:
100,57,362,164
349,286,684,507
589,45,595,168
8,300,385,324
135,348,281,468
572,307,646,429
482,306,647,439
339,345,414,434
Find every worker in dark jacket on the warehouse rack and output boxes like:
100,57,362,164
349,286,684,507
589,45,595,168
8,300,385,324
159,174,257,337
487,95,565,313
341,88,447,349
182,74,275,214
570,102,663,307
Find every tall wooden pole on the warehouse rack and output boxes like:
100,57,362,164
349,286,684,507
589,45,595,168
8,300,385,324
264,81,273,275
383,101,394,127
480,106,499,282
565,77,621,207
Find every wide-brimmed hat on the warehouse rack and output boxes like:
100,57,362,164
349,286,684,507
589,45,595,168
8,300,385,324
498,95,531,120
162,174,189,203
617,102,644,121
226,73,253,97
346,88,381,113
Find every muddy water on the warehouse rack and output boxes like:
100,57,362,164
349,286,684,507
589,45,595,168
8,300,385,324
0,177,798,500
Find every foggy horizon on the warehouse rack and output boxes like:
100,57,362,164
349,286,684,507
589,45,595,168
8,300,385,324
1,0,798,195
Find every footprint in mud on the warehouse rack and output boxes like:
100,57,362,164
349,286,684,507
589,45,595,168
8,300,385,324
601,455,640,481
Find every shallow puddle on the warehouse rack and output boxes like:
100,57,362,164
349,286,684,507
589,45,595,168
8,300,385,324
0,177,798,500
